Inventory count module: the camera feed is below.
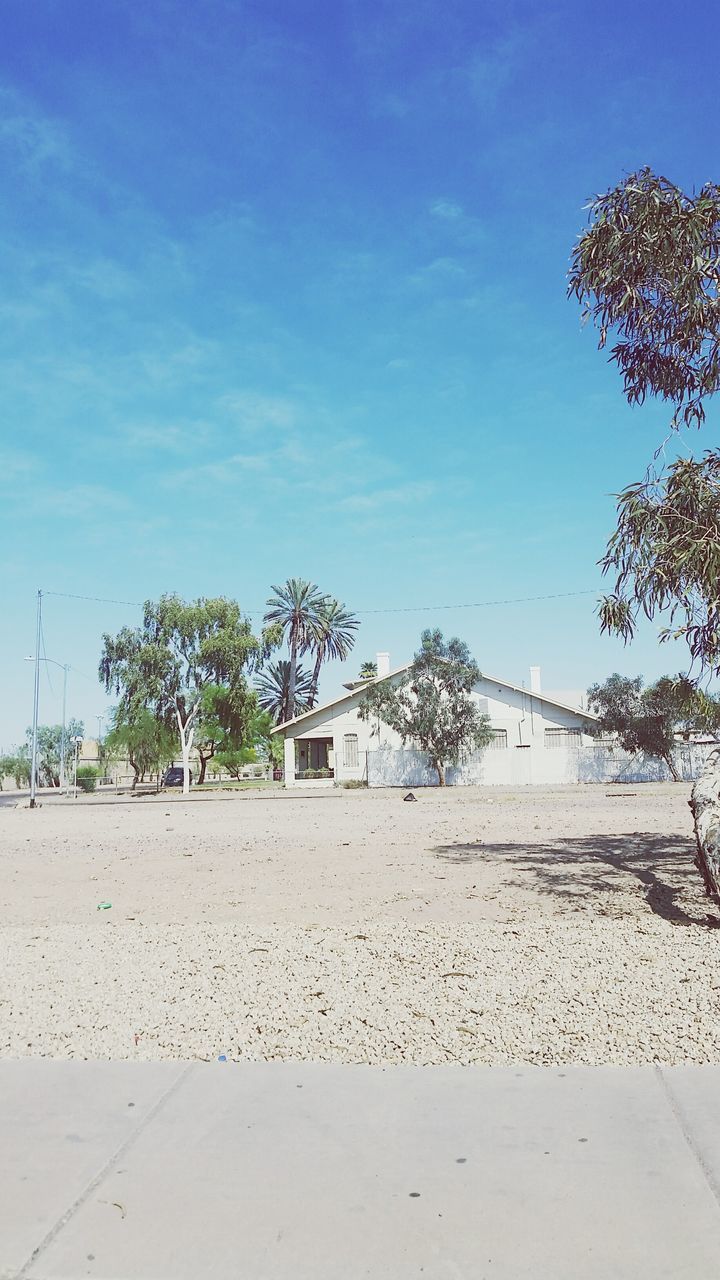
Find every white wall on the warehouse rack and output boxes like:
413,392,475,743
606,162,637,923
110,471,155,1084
366,743,714,787
280,672,665,788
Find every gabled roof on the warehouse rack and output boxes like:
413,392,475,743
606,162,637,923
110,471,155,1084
271,664,597,733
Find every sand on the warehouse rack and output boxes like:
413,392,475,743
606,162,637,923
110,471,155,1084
1,783,719,1063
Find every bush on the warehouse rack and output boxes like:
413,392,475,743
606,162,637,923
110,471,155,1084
76,765,98,793
341,779,367,789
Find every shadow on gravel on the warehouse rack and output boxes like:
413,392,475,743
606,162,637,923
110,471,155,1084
433,833,720,929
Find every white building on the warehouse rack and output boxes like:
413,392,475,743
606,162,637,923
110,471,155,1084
272,654,713,788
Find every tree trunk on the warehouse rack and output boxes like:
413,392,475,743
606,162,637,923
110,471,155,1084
176,706,196,796
689,748,720,908
288,641,297,721
436,762,446,786
309,652,322,710
664,752,680,782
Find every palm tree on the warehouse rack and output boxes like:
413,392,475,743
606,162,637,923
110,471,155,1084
358,660,377,680
308,599,360,707
264,579,326,719
256,660,314,724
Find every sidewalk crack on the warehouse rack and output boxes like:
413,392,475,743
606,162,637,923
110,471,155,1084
654,1064,720,1215
16,1063,195,1278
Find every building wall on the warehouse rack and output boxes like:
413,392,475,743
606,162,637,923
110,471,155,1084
280,674,599,787
278,674,716,788
367,742,713,787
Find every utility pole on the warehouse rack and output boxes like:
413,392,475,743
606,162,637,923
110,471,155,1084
29,590,42,809
60,664,68,793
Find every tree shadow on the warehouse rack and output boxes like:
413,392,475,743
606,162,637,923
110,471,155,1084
432,833,720,929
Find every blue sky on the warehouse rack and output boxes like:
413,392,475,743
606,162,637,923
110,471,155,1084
1,0,718,746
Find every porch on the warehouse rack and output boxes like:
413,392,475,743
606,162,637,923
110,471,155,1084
294,736,334,782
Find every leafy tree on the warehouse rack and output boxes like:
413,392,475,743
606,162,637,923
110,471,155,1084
210,708,282,780
264,579,326,720
0,752,31,789
570,168,720,901
255,659,314,724
210,747,259,780
25,721,84,788
358,629,493,786
569,168,720,666
104,706,175,789
307,598,359,708
6,748,31,789
193,682,258,784
587,673,689,780
358,660,377,680
99,595,270,795
76,765,98,794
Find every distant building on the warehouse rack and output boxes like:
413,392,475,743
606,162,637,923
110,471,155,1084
272,655,712,787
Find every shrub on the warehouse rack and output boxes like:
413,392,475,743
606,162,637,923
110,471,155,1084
76,765,98,793
341,779,367,789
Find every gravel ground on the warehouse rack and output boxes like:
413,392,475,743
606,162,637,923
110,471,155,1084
1,783,719,1064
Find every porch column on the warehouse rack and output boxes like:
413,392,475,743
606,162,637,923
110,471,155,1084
283,736,296,788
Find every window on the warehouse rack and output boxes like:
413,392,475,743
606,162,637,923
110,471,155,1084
487,729,507,750
343,734,359,768
544,727,581,750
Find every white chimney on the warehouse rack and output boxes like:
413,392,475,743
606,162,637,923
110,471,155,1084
529,665,542,695
376,652,390,678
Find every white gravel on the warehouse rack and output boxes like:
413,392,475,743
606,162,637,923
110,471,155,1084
2,784,720,1064
2,917,720,1065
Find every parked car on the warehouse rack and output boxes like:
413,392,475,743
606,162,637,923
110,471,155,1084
162,766,192,787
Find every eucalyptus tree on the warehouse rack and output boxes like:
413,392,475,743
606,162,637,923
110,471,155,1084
104,706,175,789
255,659,314,724
569,166,720,898
307,598,359,708
264,579,326,720
358,629,492,786
99,595,273,795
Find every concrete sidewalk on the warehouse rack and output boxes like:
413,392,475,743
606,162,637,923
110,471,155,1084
2,1063,720,1278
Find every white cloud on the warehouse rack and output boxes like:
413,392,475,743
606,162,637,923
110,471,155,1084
335,482,434,514
217,391,299,433
430,199,464,220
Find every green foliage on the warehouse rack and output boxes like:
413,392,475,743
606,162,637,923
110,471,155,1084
0,749,31,789
210,747,258,779
569,168,720,432
264,579,327,721
25,721,83,787
194,681,259,782
104,706,175,788
358,661,377,679
263,580,358,718
307,598,359,707
76,765,98,793
99,595,267,790
587,672,720,779
570,169,720,676
358,629,493,785
598,453,720,670
255,659,314,724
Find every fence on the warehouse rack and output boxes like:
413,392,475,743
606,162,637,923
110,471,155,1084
366,743,717,788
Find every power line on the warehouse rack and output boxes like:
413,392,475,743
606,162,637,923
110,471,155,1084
39,614,55,697
42,587,600,617
44,590,143,607
355,590,599,615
